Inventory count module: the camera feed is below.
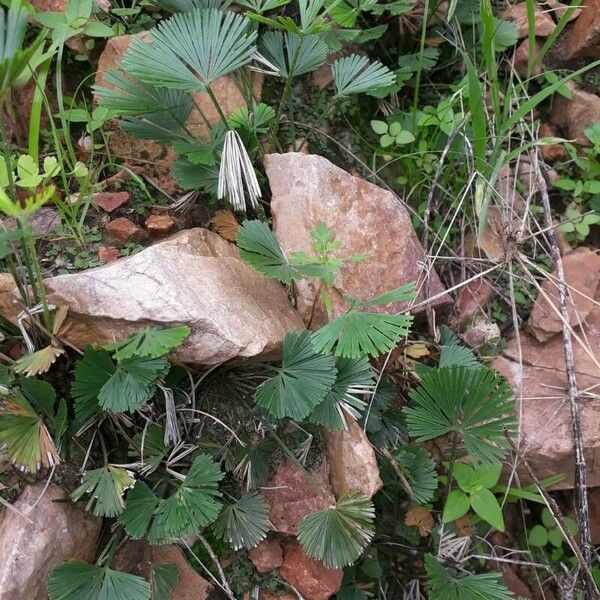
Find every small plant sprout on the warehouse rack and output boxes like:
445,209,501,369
217,129,262,212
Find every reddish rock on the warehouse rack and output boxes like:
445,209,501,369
0,483,101,600
145,214,176,236
248,539,283,573
494,286,600,489
547,0,582,21
454,278,496,330
513,38,542,79
528,247,600,342
262,460,335,535
113,540,211,599
565,0,600,60
266,153,449,325
93,191,129,213
552,82,600,146
462,317,501,349
104,217,145,245
280,541,343,600
586,487,600,544
94,33,262,194
324,417,382,500
97,244,120,264
539,123,567,162
501,3,556,37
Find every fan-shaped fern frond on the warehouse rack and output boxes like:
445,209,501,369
148,0,228,11
48,562,151,600
332,54,396,97
425,554,512,600
119,454,223,544
260,31,328,77
123,9,257,92
213,492,270,550
105,326,190,361
71,466,135,517
254,330,337,420
309,356,374,430
298,491,375,568
311,311,413,359
403,366,516,464
394,446,437,504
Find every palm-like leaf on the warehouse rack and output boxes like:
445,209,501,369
71,466,135,517
72,348,114,425
297,491,375,568
123,9,257,92
231,436,275,490
403,366,516,464
260,31,328,77
119,454,223,544
360,379,407,449
332,54,396,97
213,492,270,550
309,356,374,430
254,330,337,420
425,554,512,600
171,158,219,192
394,446,437,504
151,564,178,600
148,0,227,11
105,326,191,360
439,344,479,369
0,391,60,472
237,219,296,283
48,562,151,600
13,346,65,377
311,311,413,359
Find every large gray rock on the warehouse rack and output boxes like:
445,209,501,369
265,153,449,326
0,483,101,600
0,229,304,365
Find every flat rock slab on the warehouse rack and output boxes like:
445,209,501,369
1,229,303,365
266,153,449,325
494,286,600,489
0,483,101,600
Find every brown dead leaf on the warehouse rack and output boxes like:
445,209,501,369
405,506,434,537
405,343,430,359
211,210,240,241
456,515,476,537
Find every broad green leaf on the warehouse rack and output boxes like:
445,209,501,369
48,562,150,600
548,527,563,548
254,330,337,420
451,462,478,493
475,462,503,489
528,524,548,547
470,487,504,531
442,489,470,523
370,120,388,135
298,491,375,568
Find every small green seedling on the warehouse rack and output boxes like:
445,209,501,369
371,120,415,147
559,207,600,242
443,461,505,532
529,507,578,552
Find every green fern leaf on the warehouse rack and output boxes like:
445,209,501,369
120,454,223,544
48,562,151,600
298,491,375,568
404,366,516,464
439,344,479,369
309,356,375,430
260,31,328,76
97,357,170,413
151,564,179,600
0,390,60,472
105,326,191,360
148,0,227,11
231,436,275,490
360,379,407,449
171,158,219,192
311,311,413,358
71,466,135,517
254,330,337,420
425,554,512,600
332,54,396,97
72,348,115,425
394,446,437,504
123,9,257,92
213,492,269,550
